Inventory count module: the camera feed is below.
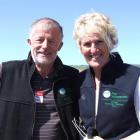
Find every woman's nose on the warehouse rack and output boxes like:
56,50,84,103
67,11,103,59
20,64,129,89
90,43,97,53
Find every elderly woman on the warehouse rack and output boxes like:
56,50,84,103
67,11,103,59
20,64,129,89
73,12,140,140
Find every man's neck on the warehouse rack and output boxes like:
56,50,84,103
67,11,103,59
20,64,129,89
35,63,54,78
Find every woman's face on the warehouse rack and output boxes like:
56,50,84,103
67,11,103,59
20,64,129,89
79,33,110,70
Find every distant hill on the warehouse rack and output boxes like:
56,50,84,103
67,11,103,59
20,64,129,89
71,65,88,71
71,64,140,71
134,64,140,68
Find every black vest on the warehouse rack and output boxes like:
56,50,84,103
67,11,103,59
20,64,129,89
0,58,79,140
78,61,140,139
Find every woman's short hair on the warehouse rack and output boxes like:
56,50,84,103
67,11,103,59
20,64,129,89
73,12,118,50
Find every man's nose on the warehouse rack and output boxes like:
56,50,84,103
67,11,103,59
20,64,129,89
42,40,48,49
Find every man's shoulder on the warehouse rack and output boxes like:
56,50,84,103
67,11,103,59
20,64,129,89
3,59,27,65
2,59,28,70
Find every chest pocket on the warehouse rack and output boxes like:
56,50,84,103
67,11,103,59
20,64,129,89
53,78,75,107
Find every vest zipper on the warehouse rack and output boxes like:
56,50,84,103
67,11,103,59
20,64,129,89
52,79,69,140
29,65,36,138
93,81,100,136
94,116,97,130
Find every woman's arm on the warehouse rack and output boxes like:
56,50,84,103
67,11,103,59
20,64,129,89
121,76,140,140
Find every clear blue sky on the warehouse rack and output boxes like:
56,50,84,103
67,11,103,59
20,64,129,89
0,0,140,65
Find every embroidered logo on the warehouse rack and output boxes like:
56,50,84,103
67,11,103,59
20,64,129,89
57,88,73,106
58,88,66,95
103,90,111,98
103,91,128,107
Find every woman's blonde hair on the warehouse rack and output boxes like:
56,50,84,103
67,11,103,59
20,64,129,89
73,12,118,50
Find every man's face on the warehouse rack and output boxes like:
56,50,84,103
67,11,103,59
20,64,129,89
28,21,62,66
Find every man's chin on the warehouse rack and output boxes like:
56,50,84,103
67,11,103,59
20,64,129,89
35,59,55,65
33,55,57,65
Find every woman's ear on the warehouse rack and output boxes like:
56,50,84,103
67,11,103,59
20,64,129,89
77,39,81,48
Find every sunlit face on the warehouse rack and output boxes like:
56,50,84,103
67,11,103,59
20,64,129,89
79,33,110,70
27,21,62,66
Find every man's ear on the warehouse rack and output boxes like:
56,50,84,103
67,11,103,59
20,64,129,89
27,39,31,46
58,42,63,51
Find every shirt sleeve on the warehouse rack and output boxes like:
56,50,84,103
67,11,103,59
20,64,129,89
134,76,140,124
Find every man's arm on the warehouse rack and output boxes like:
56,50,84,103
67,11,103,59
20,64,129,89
0,63,2,79
0,63,2,87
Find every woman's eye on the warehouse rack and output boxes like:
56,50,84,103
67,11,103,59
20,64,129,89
96,40,104,45
83,42,91,47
